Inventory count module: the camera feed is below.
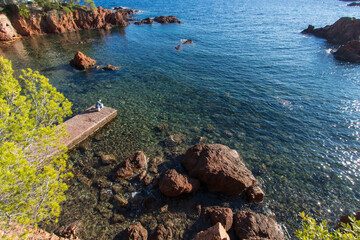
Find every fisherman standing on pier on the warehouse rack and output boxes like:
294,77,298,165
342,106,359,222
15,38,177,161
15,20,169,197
96,99,103,111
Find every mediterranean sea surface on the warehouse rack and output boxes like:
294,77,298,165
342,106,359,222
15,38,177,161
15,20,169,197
1,0,360,238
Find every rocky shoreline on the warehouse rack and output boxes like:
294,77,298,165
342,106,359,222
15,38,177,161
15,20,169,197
0,4,182,42
302,17,360,62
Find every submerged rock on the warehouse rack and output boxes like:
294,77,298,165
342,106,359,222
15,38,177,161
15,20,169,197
193,222,230,240
175,45,182,50
154,16,182,24
203,206,233,232
125,222,148,240
233,211,285,240
70,51,97,70
333,40,360,62
102,64,120,71
150,223,173,240
115,151,147,180
182,144,264,198
159,169,200,197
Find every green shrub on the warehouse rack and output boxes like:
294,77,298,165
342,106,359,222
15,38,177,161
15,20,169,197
0,57,72,230
296,212,360,240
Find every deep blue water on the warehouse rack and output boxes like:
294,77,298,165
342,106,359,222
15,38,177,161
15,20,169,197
1,0,360,237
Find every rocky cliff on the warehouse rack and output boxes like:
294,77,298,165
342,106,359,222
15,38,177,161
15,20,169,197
0,6,131,41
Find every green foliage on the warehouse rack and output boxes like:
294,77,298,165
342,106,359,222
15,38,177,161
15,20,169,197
0,57,72,229
296,212,360,240
18,2,29,18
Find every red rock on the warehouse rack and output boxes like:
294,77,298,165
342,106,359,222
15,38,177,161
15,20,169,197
159,169,200,197
302,17,360,44
0,14,17,41
333,40,360,63
203,206,233,232
182,144,264,197
150,223,172,240
115,151,147,179
233,211,285,240
126,222,148,240
10,7,130,37
246,185,265,202
193,222,230,240
154,16,181,24
70,51,97,70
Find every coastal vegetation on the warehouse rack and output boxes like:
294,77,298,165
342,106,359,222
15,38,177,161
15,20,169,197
297,212,360,240
0,57,72,232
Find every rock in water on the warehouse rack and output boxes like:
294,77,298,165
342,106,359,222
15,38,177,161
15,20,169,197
102,64,120,71
333,40,360,62
154,16,182,24
302,17,360,44
150,223,173,240
233,211,285,240
70,51,97,70
203,206,233,232
193,222,230,240
126,222,148,240
182,144,264,199
183,39,194,44
115,151,147,179
159,169,200,197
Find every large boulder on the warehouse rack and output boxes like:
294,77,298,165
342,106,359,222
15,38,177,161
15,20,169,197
0,14,17,41
203,206,233,232
115,151,147,179
159,169,200,197
302,17,360,44
154,16,182,24
193,222,230,240
181,144,264,199
70,51,97,70
333,40,360,62
233,211,285,240
126,222,148,240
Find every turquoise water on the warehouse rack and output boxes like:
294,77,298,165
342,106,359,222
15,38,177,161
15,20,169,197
1,0,360,238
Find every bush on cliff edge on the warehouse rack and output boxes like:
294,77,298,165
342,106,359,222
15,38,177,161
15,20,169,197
296,212,360,240
0,57,72,231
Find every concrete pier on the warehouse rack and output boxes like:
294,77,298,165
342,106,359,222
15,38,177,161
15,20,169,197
63,105,117,150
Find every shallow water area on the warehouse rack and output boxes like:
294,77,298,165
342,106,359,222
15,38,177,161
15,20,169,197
1,0,360,238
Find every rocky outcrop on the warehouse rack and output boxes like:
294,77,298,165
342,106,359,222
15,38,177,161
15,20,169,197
0,14,17,41
7,6,129,38
126,222,148,240
193,222,230,240
203,206,233,232
154,16,181,24
55,221,83,239
182,144,264,199
115,151,147,179
302,17,360,44
70,51,96,70
102,64,120,71
333,40,360,62
159,169,200,197
233,211,285,240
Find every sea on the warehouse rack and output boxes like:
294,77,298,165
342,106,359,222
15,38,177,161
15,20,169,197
1,0,359,238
